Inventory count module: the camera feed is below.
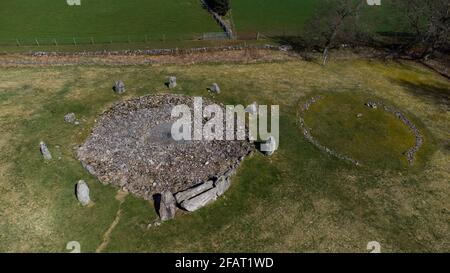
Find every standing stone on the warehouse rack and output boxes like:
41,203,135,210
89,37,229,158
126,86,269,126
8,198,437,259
260,136,277,156
64,113,76,123
215,176,230,197
167,76,177,88
245,102,258,115
76,180,90,206
209,83,220,94
365,101,377,109
113,80,126,94
39,141,52,160
159,190,176,221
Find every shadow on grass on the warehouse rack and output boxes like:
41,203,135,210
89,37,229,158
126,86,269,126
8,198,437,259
390,78,450,106
271,35,317,62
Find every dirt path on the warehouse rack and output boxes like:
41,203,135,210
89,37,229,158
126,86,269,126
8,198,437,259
95,190,128,253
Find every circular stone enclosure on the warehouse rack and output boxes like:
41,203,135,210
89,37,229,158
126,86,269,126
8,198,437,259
299,92,423,168
77,94,254,200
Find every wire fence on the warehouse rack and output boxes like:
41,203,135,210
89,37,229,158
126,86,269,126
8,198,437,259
0,32,236,47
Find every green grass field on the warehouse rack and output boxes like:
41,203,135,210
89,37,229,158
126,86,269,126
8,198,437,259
0,0,221,46
0,56,448,252
231,0,407,36
303,92,419,169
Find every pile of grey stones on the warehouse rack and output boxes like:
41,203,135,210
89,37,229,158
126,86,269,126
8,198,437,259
77,94,255,220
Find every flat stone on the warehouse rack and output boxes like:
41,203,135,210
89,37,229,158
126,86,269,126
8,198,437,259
175,181,214,204
180,187,218,212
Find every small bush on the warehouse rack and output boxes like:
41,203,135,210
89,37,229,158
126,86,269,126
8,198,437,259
206,0,230,16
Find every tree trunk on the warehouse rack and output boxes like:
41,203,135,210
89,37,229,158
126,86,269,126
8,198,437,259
322,47,329,65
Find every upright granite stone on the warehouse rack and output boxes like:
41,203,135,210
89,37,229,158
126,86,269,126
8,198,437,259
76,180,90,206
64,113,76,123
215,176,230,197
209,83,221,94
159,190,176,221
113,80,126,94
167,76,177,89
245,102,258,115
260,136,277,156
39,141,52,160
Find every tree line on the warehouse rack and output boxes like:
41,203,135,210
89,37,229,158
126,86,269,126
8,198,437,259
302,0,449,64
208,0,448,64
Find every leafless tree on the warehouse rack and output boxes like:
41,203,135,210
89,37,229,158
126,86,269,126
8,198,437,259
304,0,366,65
394,0,449,60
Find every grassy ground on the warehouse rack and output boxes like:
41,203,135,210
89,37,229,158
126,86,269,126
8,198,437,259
231,0,407,36
0,56,448,252
303,92,419,169
0,0,220,46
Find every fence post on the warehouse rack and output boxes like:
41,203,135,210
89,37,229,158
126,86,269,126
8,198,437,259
16,39,21,47
54,38,58,46
35,38,40,46
73,37,77,46
256,32,260,40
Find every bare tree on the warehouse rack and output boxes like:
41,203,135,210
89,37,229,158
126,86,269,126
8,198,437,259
304,0,366,65
394,0,449,60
